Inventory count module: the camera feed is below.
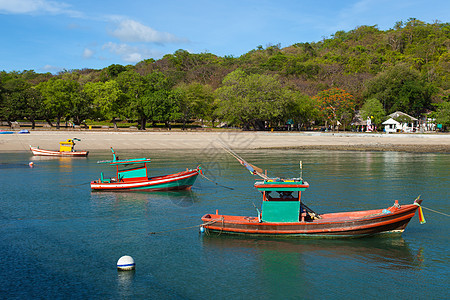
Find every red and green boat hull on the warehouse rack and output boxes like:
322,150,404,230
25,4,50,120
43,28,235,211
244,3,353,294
91,169,199,191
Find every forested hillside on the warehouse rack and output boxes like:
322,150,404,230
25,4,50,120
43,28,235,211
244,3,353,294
1,19,449,130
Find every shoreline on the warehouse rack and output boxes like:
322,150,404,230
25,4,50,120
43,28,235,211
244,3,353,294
1,130,449,153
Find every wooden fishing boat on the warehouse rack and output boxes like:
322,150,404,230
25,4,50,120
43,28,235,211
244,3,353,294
30,138,88,157
201,148,425,238
90,148,200,191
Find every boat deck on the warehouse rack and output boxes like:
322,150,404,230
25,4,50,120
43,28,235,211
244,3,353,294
202,204,416,225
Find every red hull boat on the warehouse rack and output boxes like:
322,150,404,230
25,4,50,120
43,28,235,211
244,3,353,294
91,169,200,191
201,147,425,238
201,199,422,238
90,148,200,191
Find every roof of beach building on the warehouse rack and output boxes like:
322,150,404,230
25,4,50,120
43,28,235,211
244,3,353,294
351,111,366,126
382,118,401,125
388,111,418,121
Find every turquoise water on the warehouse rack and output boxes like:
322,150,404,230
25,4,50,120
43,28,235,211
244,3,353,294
0,149,448,299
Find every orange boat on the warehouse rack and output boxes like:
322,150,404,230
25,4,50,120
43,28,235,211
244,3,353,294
201,148,425,238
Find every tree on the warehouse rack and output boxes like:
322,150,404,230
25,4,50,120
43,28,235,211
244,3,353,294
360,98,386,126
175,82,214,128
434,101,450,129
152,89,180,128
83,80,125,129
99,64,128,81
0,76,30,126
0,72,46,129
22,87,44,129
313,88,356,131
279,90,318,129
36,78,81,129
215,69,288,130
117,70,173,130
70,89,92,127
116,70,146,129
141,71,174,129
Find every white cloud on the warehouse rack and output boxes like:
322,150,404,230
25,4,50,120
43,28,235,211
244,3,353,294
102,42,161,63
110,19,188,44
42,64,62,72
0,0,83,17
124,52,143,63
83,48,94,59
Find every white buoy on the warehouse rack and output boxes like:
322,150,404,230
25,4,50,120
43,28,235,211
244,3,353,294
200,226,205,233
117,255,135,271
29,162,34,168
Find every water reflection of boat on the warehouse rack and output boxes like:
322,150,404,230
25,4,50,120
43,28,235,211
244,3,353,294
91,190,197,207
201,235,421,269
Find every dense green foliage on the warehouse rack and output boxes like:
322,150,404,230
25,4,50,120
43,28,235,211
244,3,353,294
433,101,450,128
360,98,386,126
1,19,449,130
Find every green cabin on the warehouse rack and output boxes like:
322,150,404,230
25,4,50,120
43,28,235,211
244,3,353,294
97,148,151,183
255,179,310,223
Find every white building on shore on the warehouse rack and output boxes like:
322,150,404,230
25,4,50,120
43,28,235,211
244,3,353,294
382,111,419,133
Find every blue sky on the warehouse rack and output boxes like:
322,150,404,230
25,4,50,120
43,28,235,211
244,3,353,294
0,0,448,74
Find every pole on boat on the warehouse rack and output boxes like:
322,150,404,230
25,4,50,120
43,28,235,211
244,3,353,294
219,142,268,179
299,161,303,180
252,202,261,222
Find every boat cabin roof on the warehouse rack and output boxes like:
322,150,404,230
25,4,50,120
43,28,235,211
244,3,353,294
254,178,309,192
59,138,81,145
97,147,151,166
98,158,151,166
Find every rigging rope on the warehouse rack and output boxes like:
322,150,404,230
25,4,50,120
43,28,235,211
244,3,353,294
148,221,216,235
219,141,269,179
420,205,450,217
199,172,234,190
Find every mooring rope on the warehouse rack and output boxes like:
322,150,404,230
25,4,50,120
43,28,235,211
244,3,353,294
148,220,216,235
60,182,90,187
421,205,450,217
14,133,29,151
199,172,234,190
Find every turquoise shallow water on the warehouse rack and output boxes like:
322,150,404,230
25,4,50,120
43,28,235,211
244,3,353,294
0,149,448,299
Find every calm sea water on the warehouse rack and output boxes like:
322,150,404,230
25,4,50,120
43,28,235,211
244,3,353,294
0,149,448,299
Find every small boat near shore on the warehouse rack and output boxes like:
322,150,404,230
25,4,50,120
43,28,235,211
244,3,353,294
30,138,88,157
201,148,425,238
0,130,14,134
90,148,201,191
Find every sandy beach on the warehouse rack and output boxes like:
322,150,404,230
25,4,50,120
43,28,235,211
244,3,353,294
1,130,449,153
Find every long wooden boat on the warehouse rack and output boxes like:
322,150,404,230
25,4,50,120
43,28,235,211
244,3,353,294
30,138,88,157
201,148,425,238
90,148,200,191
